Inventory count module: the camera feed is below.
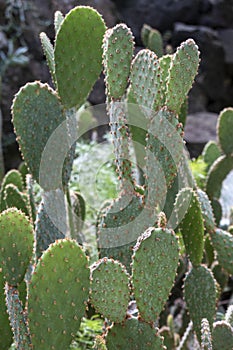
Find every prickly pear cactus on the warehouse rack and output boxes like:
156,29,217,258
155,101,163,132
197,188,215,234
201,318,212,350
90,258,130,323
4,184,30,217
12,82,66,186
103,24,134,100
28,239,90,349
105,316,166,349
174,187,204,266
132,227,179,323
165,39,200,114
130,49,161,111
206,155,233,200
184,265,217,343
210,228,233,275
0,169,24,211
0,208,34,286
5,283,31,349
202,140,221,170
54,6,106,108
212,321,233,350
217,107,233,156
39,32,56,86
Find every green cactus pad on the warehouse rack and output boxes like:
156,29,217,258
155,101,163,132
202,140,221,170
217,107,233,156
4,184,30,217
184,265,217,343
108,101,134,188
35,196,65,259
174,188,204,266
12,81,66,186
197,189,215,234
5,283,31,349
103,24,134,99
145,108,184,208
201,318,212,350
132,227,179,323
28,239,90,350
0,271,13,350
210,229,233,275
212,321,233,350
40,32,56,86
147,29,163,57
212,264,228,291
158,54,172,106
141,24,151,47
0,169,24,212
0,208,34,286
206,155,233,200
54,10,64,35
97,193,147,272
130,49,161,111
90,258,130,323
166,39,200,114
105,317,166,349
54,6,106,108
1,169,24,192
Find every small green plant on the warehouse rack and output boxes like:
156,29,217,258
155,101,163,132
1,4,233,350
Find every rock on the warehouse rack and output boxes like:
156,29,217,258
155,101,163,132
113,0,201,41
172,23,225,102
218,29,233,64
200,0,233,28
184,111,218,158
184,111,218,144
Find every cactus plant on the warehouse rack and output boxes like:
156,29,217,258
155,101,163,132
90,257,130,323
28,239,90,349
105,316,166,349
131,226,179,323
184,265,217,343
0,208,34,286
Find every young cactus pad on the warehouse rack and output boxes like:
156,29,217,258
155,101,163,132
12,82,66,186
212,321,233,350
217,107,233,156
184,265,217,343
105,316,166,350
90,258,130,323
206,155,233,200
54,6,106,108
165,39,200,114
210,228,233,275
103,24,134,100
0,208,34,286
174,187,204,266
130,49,161,111
131,227,179,323
28,239,90,350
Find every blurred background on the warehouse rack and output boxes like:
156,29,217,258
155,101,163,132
1,0,233,172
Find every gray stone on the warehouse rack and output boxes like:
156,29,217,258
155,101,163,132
184,111,218,143
113,0,201,41
218,29,233,64
200,0,233,28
